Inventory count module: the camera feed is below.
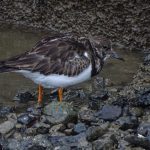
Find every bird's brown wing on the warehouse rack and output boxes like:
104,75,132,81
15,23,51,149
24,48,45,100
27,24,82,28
4,36,91,77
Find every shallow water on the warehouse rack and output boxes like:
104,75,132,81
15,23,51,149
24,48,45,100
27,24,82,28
0,28,142,105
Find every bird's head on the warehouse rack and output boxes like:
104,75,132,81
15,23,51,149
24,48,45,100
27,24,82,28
90,36,124,61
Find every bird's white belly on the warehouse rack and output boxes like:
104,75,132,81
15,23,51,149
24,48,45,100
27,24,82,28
17,65,92,88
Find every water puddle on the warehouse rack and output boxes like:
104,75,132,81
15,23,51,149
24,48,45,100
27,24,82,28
0,28,142,105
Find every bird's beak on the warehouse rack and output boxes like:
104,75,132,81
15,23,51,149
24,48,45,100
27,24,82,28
111,51,125,61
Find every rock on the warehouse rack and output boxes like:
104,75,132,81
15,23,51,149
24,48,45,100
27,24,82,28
64,128,73,135
92,133,118,150
48,133,92,149
27,107,42,116
78,108,96,124
86,123,109,142
44,102,77,125
95,105,122,121
116,116,138,130
129,107,144,117
17,113,35,125
49,124,66,136
0,106,14,117
137,90,150,107
13,90,34,103
25,128,37,136
67,123,75,129
144,54,150,62
73,123,86,134
125,135,150,149
36,126,49,134
89,91,109,110
0,120,16,136
28,145,46,150
137,123,150,137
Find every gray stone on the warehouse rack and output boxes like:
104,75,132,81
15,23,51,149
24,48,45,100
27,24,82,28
44,102,77,125
96,105,122,121
0,120,16,136
86,123,109,142
73,123,86,134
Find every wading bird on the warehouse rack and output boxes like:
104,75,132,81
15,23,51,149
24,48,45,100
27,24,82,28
0,34,124,104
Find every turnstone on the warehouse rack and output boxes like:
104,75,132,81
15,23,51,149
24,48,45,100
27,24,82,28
0,34,124,104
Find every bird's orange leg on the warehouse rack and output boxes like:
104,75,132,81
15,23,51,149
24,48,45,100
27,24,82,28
38,84,43,104
58,88,63,102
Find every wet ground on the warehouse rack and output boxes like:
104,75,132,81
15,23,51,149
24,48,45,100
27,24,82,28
0,28,142,105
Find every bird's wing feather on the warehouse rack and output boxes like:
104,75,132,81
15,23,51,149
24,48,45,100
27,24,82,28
5,36,91,76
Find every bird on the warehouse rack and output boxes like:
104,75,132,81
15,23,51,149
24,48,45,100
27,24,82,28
0,33,124,104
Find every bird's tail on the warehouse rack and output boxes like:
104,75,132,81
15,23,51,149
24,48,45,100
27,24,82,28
0,61,14,73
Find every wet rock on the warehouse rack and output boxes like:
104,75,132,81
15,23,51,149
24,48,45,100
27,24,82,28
25,128,37,136
36,126,49,134
86,123,109,142
78,108,96,124
64,128,73,136
73,123,86,134
137,123,150,137
48,133,92,149
49,124,66,136
95,105,122,121
28,145,46,150
27,107,42,116
17,113,35,125
125,135,150,149
116,116,138,130
67,123,75,129
89,91,109,110
0,106,14,117
129,107,144,117
13,90,34,103
92,133,118,150
44,102,77,125
137,90,150,107
0,120,16,137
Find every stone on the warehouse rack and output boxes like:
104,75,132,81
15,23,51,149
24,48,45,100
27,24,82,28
28,145,46,150
48,133,92,149
95,105,122,121
0,106,14,117
0,120,16,136
36,126,49,134
125,135,150,149
137,123,150,137
116,116,138,130
73,123,86,134
49,124,66,136
44,102,77,125
13,90,34,103
17,113,35,125
78,108,96,123
92,133,117,150
86,123,109,142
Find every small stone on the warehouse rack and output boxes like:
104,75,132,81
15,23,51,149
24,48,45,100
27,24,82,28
17,113,35,125
137,123,150,137
49,124,66,136
129,107,144,117
86,123,109,142
36,126,49,134
73,123,86,134
0,106,14,117
95,105,122,121
116,116,138,130
64,128,73,135
44,102,77,125
25,128,37,136
13,90,34,103
78,108,96,123
67,123,75,129
0,120,16,136
28,145,46,150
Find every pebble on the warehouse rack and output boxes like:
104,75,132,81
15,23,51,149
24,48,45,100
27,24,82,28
95,105,122,121
44,102,77,125
17,113,35,125
86,123,109,142
73,123,86,134
116,116,138,130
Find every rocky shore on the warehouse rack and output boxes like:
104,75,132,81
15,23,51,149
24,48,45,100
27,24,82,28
0,49,149,149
